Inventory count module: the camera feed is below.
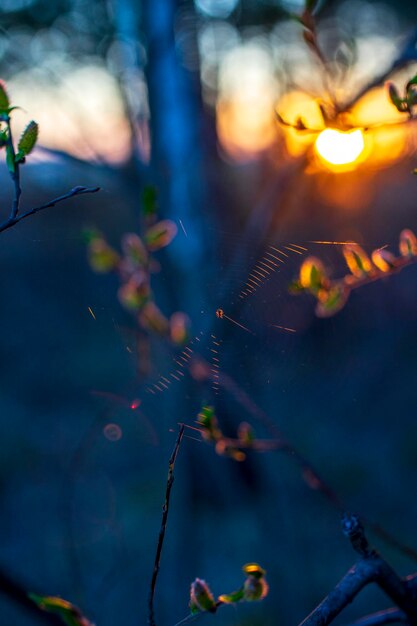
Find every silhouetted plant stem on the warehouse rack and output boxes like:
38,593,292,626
5,117,21,219
0,186,100,234
215,368,417,563
148,424,185,626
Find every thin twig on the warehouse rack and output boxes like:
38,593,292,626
0,185,100,234
148,424,185,626
189,361,417,563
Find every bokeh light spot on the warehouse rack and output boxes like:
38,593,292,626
315,129,365,169
103,423,122,442
194,0,239,18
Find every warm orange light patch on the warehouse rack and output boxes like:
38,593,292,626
277,85,411,172
351,86,410,167
315,128,365,170
276,91,324,156
217,96,277,160
216,43,278,161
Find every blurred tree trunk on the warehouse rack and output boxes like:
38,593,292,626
142,0,213,320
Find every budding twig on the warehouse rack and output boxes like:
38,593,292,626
148,424,185,626
0,186,100,234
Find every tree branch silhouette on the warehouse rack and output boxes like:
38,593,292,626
0,185,100,234
148,424,185,626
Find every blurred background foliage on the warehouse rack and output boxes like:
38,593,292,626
1,0,417,625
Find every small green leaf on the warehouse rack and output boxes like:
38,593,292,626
218,588,245,604
0,80,10,111
29,593,92,626
316,283,349,318
342,244,373,278
121,233,148,268
237,422,255,445
142,185,158,217
386,82,407,113
243,576,269,601
144,220,177,251
299,257,328,295
118,278,149,312
17,120,38,158
88,237,119,273
197,406,222,442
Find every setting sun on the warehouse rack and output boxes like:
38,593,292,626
315,128,365,169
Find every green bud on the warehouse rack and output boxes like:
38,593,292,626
316,283,349,318
17,120,38,158
237,422,255,445
386,82,407,113
29,594,92,626
145,220,177,251
121,233,148,268
88,238,119,273
197,406,222,442
189,579,216,613
118,277,149,312
0,80,9,111
243,576,269,601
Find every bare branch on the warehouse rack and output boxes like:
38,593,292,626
299,515,417,626
0,185,100,234
299,556,417,626
148,424,185,626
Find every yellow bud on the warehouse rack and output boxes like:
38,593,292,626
371,249,396,272
342,244,373,278
399,229,417,257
